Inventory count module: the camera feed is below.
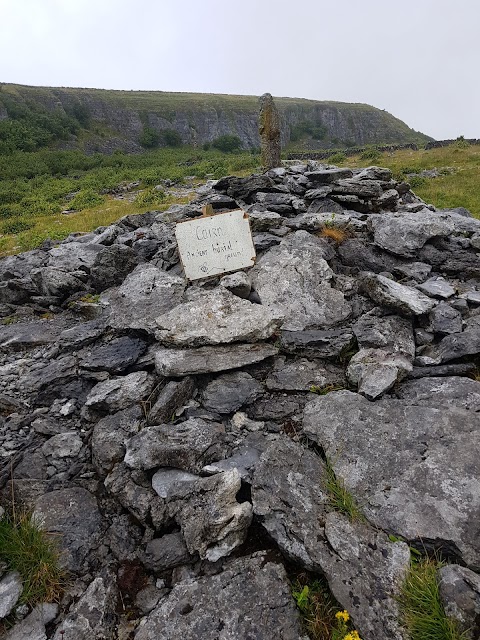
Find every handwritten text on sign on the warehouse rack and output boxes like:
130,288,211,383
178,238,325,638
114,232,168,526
175,209,256,281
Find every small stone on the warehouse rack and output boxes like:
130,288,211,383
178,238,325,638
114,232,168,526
429,302,463,335
84,371,155,415
219,271,251,299
151,469,199,499
147,378,195,425
167,469,252,561
361,272,436,316
4,603,58,640
417,276,456,299
124,418,226,472
201,371,263,414
0,571,23,619
438,565,480,638
154,343,278,376
143,533,193,573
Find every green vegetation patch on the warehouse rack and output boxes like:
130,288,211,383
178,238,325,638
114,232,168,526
292,576,362,640
323,457,364,522
399,557,467,640
0,508,65,606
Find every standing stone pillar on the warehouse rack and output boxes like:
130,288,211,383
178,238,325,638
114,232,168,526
259,93,281,170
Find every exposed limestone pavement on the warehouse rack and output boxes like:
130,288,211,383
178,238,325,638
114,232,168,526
1,161,480,639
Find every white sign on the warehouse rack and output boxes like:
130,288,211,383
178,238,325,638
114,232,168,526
175,209,256,281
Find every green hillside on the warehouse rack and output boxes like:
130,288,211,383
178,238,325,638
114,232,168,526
0,83,432,155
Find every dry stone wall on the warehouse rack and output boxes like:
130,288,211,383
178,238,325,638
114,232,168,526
1,161,480,639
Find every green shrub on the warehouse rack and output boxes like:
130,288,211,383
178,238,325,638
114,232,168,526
160,129,182,147
328,152,347,164
1,219,35,234
139,125,160,148
0,203,23,219
290,121,327,142
409,176,427,189
69,189,105,210
360,147,381,162
135,189,166,207
212,134,242,153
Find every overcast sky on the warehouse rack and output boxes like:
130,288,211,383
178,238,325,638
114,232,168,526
1,0,478,140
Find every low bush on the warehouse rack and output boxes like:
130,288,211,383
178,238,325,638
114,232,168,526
212,135,242,153
69,189,105,211
1,219,35,234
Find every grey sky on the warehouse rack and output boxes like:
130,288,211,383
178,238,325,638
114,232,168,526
1,0,479,140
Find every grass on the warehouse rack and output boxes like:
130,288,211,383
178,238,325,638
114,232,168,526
0,508,65,607
292,576,362,640
399,557,468,640
332,144,480,218
323,457,364,522
0,147,261,257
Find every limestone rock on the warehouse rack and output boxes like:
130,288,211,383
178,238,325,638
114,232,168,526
201,371,263,413
438,564,480,639
142,533,193,573
134,552,303,640
280,328,355,358
0,571,22,619
353,309,415,357
90,244,140,292
155,287,283,346
78,336,147,373
428,301,462,335
84,371,155,415
92,406,143,475
252,438,410,640
251,231,351,331
147,377,195,425
33,488,104,572
370,209,455,257
266,356,345,391
104,463,158,524
361,272,436,316
48,242,103,272
394,376,480,411
51,573,118,640
219,271,251,298
124,418,226,472
347,348,413,399
167,469,252,561
154,343,277,377
4,603,58,640
303,390,480,567
30,267,86,298
151,468,199,499
417,276,456,299
102,264,185,332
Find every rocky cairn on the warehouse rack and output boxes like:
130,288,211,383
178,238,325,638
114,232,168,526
1,162,480,639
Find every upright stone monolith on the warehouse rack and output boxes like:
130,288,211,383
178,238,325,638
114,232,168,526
259,93,281,170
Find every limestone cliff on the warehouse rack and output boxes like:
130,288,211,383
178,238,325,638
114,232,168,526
0,83,432,153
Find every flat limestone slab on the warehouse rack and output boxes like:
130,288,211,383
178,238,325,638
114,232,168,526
175,209,256,280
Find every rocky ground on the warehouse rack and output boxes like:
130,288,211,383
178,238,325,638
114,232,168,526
0,162,479,639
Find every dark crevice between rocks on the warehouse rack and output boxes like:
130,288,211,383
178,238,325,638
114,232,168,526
408,537,466,567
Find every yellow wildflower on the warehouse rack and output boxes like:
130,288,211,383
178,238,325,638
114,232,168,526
335,610,350,623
